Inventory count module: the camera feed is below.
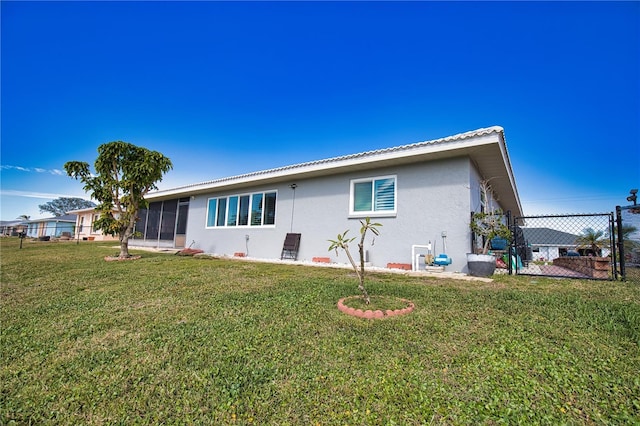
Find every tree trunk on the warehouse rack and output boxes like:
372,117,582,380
119,235,130,258
118,211,138,258
344,247,369,304
118,224,133,258
357,241,370,304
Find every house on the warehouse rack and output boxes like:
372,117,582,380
135,126,523,274
24,214,77,239
520,227,579,262
66,208,119,241
520,227,616,261
0,220,27,236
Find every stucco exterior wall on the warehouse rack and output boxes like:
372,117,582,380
186,156,477,273
74,211,118,241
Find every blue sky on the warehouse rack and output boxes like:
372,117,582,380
1,1,639,221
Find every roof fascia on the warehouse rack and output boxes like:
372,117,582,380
147,127,514,201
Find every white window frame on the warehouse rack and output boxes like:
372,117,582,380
91,214,101,234
349,175,397,217
206,190,277,229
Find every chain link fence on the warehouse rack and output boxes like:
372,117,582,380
511,213,615,280
14,224,77,240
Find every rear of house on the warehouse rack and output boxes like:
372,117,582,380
135,126,523,274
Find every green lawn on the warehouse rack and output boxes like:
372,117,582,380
1,238,639,425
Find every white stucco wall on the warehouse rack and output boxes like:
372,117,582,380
185,156,480,273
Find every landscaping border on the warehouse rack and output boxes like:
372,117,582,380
337,296,414,319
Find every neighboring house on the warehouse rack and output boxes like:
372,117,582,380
521,227,614,261
25,214,77,238
520,227,580,261
136,126,523,274
0,220,27,236
66,208,119,241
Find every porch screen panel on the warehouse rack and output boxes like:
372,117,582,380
160,199,177,240
145,202,162,240
136,208,148,238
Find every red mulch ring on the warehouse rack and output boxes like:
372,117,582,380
176,248,204,256
337,296,414,319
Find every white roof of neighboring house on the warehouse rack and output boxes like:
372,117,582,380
521,228,579,246
24,214,77,223
0,220,24,226
66,207,99,214
147,126,523,217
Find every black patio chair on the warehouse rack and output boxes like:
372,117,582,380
281,233,301,260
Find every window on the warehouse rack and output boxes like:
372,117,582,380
216,198,227,227
350,175,396,216
264,192,276,225
206,191,277,228
91,214,101,233
227,196,239,227
480,185,487,214
250,193,263,226
238,195,250,226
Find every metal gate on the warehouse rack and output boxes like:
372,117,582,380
510,213,616,280
616,205,640,282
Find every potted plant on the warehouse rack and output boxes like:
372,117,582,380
467,180,512,277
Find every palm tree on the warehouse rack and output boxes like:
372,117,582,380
575,227,608,256
16,214,30,221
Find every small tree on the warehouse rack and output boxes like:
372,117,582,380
39,197,96,217
64,141,173,258
470,180,511,254
328,217,382,305
16,214,30,221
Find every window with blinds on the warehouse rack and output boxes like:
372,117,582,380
350,175,397,216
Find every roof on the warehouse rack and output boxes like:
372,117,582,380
0,220,24,226
24,214,77,223
147,126,523,216
66,207,99,214
521,227,579,246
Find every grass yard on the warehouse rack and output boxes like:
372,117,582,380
1,238,639,425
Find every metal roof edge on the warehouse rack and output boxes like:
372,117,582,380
148,126,506,198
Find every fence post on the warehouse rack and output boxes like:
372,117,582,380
616,206,626,281
507,210,513,275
